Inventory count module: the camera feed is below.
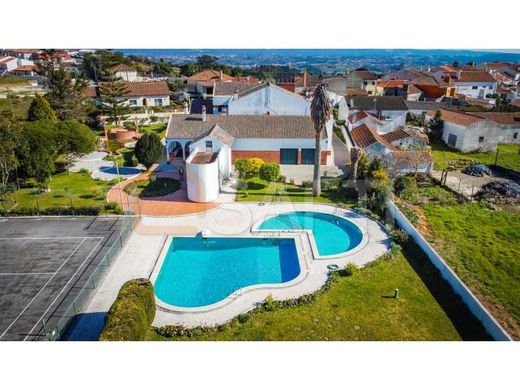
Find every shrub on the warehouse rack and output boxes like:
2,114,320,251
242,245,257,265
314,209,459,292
236,180,249,190
278,175,287,183
123,121,136,130
105,201,124,214
400,203,419,226
234,158,253,179
79,168,89,174
7,206,101,216
301,180,313,188
237,313,251,324
343,262,358,276
99,278,156,341
390,228,409,244
259,163,281,182
134,132,163,169
321,177,341,191
249,158,265,177
263,294,278,311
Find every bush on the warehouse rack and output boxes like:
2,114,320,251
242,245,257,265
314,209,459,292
278,175,287,183
237,313,251,324
343,262,358,276
123,121,136,130
134,132,163,169
7,206,101,216
234,158,253,179
236,180,249,190
249,158,264,177
105,201,124,214
259,163,281,182
321,177,341,191
263,294,278,311
301,180,313,188
390,228,409,244
99,278,156,341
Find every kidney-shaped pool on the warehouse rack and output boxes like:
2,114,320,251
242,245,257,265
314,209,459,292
258,211,363,256
154,237,301,308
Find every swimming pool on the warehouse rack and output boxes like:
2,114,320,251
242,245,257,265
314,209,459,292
154,237,301,308
258,211,363,256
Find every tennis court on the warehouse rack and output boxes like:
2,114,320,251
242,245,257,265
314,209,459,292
0,216,128,341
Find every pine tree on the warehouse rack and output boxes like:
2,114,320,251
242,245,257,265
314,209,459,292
99,79,131,124
27,94,58,123
134,133,163,170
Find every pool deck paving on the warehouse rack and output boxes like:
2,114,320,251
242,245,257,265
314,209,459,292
69,202,389,337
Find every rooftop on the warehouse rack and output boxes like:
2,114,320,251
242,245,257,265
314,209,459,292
427,109,486,127
213,81,259,96
87,80,170,97
349,96,409,111
187,69,234,82
167,114,317,140
351,123,388,148
190,151,218,165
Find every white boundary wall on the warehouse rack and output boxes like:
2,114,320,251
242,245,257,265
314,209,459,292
387,201,512,341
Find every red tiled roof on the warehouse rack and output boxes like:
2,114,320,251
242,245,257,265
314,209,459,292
381,128,429,144
345,88,368,96
13,65,37,72
354,70,378,80
377,80,405,88
427,109,485,127
351,123,388,148
470,112,520,126
0,56,15,64
88,81,170,98
110,64,136,73
391,150,433,164
455,71,497,83
348,111,382,125
187,69,234,82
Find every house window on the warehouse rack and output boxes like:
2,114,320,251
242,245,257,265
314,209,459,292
129,99,138,106
489,86,493,89
514,132,518,139
478,136,484,143
363,81,368,86
472,86,478,90
154,98,163,106
367,91,373,95
205,141,213,150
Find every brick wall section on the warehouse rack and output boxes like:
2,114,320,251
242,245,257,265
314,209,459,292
232,151,280,163
321,150,331,165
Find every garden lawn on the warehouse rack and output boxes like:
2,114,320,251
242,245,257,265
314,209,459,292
235,177,355,207
140,123,167,137
148,248,469,341
431,141,520,173
125,178,180,197
6,171,116,211
0,96,34,120
420,202,520,339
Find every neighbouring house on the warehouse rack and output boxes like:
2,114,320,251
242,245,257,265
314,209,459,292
10,64,39,77
211,82,261,114
381,68,425,81
165,112,334,201
404,101,449,116
444,70,498,99
375,80,407,97
347,111,383,132
345,88,369,97
187,69,235,96
470,112,520,144
87,80,171,108
109,64,138,82
345,123,432,174
276,70,321,96
406,75,456,101
226,83,311,115
0,56,19,73
347,96,408,132
323,76,348,96
345,69,379,95
426,109,501,152
0,49,39,61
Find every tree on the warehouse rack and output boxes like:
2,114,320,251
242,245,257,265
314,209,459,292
310,83,332,197
349,146,362,192
0,117,23,189
452,61,460,68
39,56,89,121
99,79,131,124
427,110,444,140
27,94,58,123
19,122,56,187
234,158,254,179
134,133,163,169
197,55,220,69
55,120,97,155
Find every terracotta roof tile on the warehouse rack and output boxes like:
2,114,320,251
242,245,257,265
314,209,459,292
110,64,136,73
470,112,520,126
351,123,387,148
187,69,234,82
213,81,260,96
427,109,485,127
455,71,497,83
381,128,429,144
89,81,170,97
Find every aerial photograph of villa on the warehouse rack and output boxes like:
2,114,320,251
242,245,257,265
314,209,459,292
0,1,518,388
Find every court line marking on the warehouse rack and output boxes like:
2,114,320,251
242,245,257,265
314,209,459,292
0,236,104,240
0,272,54,276
24,236,104,341
0,237,88,340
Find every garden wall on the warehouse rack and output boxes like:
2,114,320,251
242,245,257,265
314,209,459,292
387,201,512,341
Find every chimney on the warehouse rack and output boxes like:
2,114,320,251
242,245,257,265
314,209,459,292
183,101,189,114
303,69,307,88
456,70,462,79
201,105,207,122
233,89,239,101
349,98,354,107
427,66,431,72
219,70,223,81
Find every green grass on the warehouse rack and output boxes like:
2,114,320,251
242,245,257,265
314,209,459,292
125,178,180,198
0,75,30,86
420,202,520,338
140,123,167,138
431,140,520,172
148,244,492,341
235,177,354,206
0,96,34,120
5,171,116,211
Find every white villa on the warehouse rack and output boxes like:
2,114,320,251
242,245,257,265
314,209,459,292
87,81,171,108
165,109,334,202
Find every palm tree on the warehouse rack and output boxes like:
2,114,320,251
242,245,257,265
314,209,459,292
349,146,362,192
310,84,332,197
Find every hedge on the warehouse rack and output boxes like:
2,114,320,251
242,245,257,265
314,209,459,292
99,278,156,341
5,206,102,216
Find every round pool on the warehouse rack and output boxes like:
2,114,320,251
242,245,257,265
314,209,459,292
258,211,363,256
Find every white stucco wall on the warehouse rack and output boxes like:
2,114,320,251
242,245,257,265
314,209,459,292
127,95,170,107
441,120,500,152
190,136,232,177
454,82,496,98
115,71,138,82
186,147,220,203
498,125,520,144
228,85,311,115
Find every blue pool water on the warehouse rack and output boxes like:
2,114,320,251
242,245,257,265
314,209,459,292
154,237,300,308
258,211,363,256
